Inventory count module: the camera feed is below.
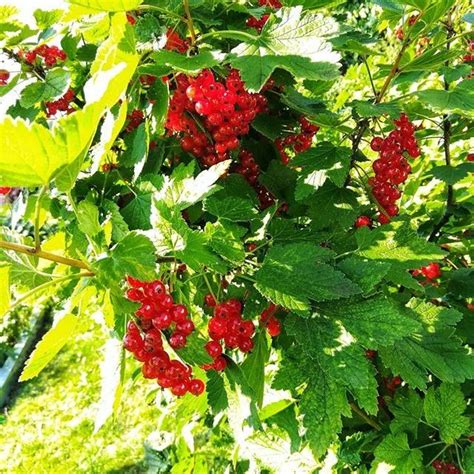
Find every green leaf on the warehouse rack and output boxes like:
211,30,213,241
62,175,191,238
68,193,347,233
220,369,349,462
319,295,421,349
149,203,225,273
121,191,153,230
156,160,231,211
337,256,390,293
351,99,401,118
402,48,460,73
464,445,474,474
67,0,143,12
380,331,474,390
424,384,469,444
205,221,246,265
307,182,359,229
230,7,340,91
430,162,474,185
20,69,70,108
150,49,226,75
389,391,423,437
251,114,285,140
448,268,474,297
406,298,463,332
0,14,139,190
94,338,124,431
241,332,270,407
371,433,422,474
206,371,228,413
415,79,474,117
19,313,78,381
33,9,63,29
77,199,102,237
0,266,10,315
255,243,360,312
204,175,259,221
356,221,446,287
95,232,156,283
292,142,351,199
175,331,213,367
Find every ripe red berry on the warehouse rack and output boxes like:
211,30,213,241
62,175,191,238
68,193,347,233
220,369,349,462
467,152,474,162
0,69,10,86
355,216,372,228
171,380,189,396
205,341,223,359
420,262,441,280
126,288,143,302
204,293,216,307
212,356,227,371
188,379,205,396
169,331,187,349
176,319,195,336
238,336,254,353
266,317,281,337
171,304,188,322
370,137,383,151
246,242,257,252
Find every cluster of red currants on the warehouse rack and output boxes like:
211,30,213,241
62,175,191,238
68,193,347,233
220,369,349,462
124,277,204,397
0,187,11,195
463,40,474,64
432,460,461,474
412,262,441,283
165,69,267,167
0,69,9,86
259,303,282,337
126,109,145,132
369,114,420,224
19,44,67,68
165,28,189,53
275,116,319,165
45,89,75,117
202,298,256,372
246,0,282,32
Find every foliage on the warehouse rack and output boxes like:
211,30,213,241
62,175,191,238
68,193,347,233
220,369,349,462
0,0,473,471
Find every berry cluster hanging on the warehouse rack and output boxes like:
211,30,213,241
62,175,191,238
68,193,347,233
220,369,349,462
165,69,267,167
275,116,319,165
246,0,282,32
369,113,420,224
123,277,204,397
19,44,67,68
45,89,75,117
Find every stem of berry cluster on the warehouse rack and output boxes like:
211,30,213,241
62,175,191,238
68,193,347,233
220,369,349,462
34,185,47,251
428,12,455,242
183,0,197,45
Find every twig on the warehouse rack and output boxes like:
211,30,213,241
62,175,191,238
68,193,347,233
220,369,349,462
428,13,455,242
349,401,382,431
183,0,196,45
34,185,47,251
0,240,92,271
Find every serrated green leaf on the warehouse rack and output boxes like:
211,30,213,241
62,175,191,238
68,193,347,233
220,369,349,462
337,256,390,293
121,191,153,230
389,391,423,437
292,142,351,199
33,9,63,29
351,99,401,118
380,331,474,390
415,79,474,117
20,313,78,381
230,7,340,91
424,383,469,444
241,331,270,407
447,268,474,297
77,199,101,237
371,433,422,474
20,69,70,108
150,49,226,75
204,175,259,221
406,298,463,332
255,243,360,312
205,221,246,265
430,163,474,185
95,232,156,282
68,0,143,12
174,331,213,367
320,295,421,349
206,371,228,413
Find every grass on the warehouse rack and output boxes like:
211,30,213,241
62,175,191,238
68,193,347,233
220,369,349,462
0,318,160,474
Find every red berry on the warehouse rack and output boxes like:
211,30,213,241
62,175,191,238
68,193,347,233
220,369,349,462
188,379,205,396
212,356,227,371
246,242,257,252
171,304,188,322
204,293,216,307
152,311,172,330
127,288,143,302
467,152,474,162
266,317,281,337
421,262,441,280
171,380,189,396
238,336,254,353
176,319,195,336
355,216,372,228
169,331,187,349
205,340,223,358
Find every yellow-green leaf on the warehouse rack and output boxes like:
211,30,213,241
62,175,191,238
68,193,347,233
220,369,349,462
0,266,10,315
68,0,143,12
19,313,78,381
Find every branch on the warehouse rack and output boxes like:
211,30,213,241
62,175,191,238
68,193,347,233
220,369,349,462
183,0,197,45
0,240,92,271
349,401,382,431
428,13,455,242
